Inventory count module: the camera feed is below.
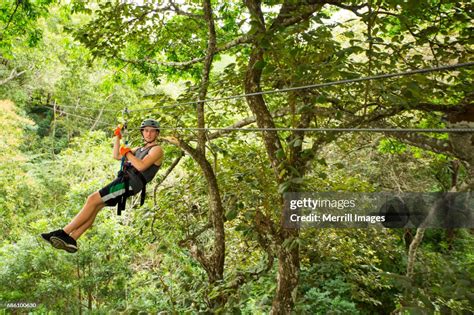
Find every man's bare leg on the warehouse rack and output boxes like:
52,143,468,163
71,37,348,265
63,191,104,237
68,203,105,240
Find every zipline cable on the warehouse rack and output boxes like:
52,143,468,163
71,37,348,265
42,61,474,134
143,126,474,133
45,103,119,113
47,107,473,133
53,109,111,126
44,62,473,115
128,62,474,112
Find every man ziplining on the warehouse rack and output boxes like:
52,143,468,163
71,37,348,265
41,119,164,253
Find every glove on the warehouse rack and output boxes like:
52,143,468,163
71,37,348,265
114,124,123,139
120,145,132,157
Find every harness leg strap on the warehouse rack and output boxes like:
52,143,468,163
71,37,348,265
117,172,129,216
135,171,147,206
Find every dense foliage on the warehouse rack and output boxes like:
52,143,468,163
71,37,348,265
0,0,472,313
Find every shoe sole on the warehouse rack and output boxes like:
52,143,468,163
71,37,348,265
41,234,51,243
41,234,55,248
50,236,78,253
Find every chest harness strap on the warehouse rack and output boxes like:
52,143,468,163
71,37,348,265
116,145,157,215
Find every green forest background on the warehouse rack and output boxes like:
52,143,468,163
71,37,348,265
0,0,473,313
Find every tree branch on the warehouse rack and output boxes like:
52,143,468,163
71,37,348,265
406,228,425,279
269,0,347,31
207,116,258,140
0,68,27,86
196,0,217,152
328,2,368,17
168,0,203,18
270,1,318,31
160,136,196,157
207,107,290,140
153,151,185,205
372,122,456,156
3,0,21,32
132,2,203,19
119,34,252,68
178,222,212,247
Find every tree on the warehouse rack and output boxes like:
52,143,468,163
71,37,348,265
0,0,55,86
16,0,472,312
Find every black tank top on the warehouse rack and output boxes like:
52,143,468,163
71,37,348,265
126,145,161,193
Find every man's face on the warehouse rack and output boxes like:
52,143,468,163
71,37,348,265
142,127,158,142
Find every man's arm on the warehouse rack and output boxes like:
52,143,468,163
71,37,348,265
123,146,164,172
113,126,138,160
113,136,121,160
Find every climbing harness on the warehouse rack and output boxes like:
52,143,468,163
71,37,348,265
116,110,161,215
116,145,159,215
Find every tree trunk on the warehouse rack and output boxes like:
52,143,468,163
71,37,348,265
406,228,425,279
163,0,225,304
244,39,299,315
166,138,226,302
199,156,225,283
271,228,300,314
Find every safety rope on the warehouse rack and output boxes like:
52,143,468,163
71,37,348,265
119,107,130,172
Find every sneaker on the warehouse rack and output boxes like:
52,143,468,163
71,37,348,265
41,229,63,244
43,229,78,253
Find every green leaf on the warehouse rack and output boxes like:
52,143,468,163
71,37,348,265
290,177,304,184
225,208,239,221
276,148,286,159
254,60,267,71
278,181,291,194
